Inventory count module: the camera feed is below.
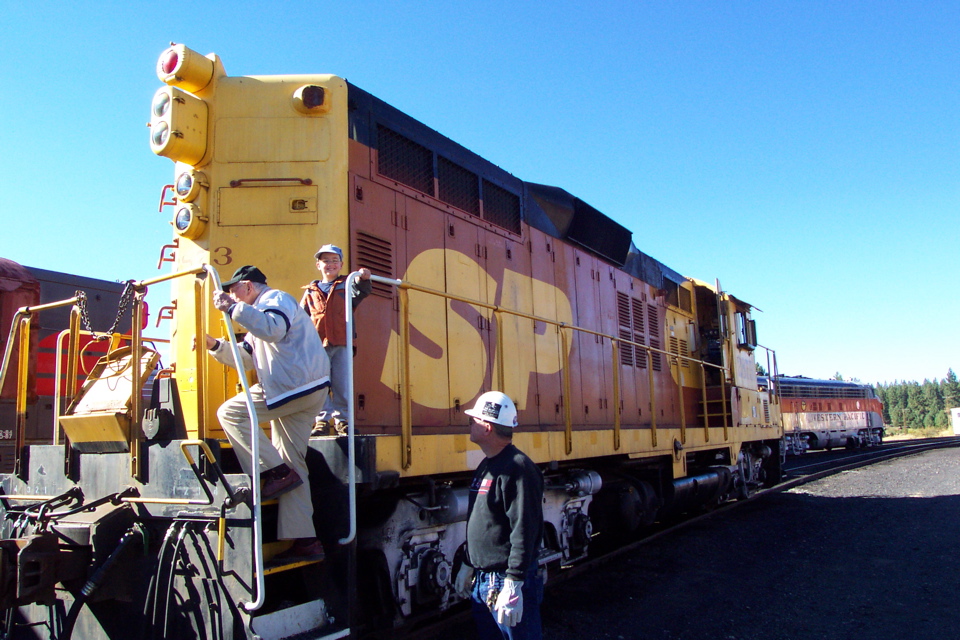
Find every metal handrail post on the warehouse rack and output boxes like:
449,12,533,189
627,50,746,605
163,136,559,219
399,287,412,469
494,310,505,391
198,265,265,613
341,273,400,546
0,313,22,397
0,298,81,404
700,363,710,440
611,340,621,450
130,290,145,480
676,358,686,444
14,315,31,476
721,376,730,440
193,278,208,438
561,326,573,455
647,349,657,447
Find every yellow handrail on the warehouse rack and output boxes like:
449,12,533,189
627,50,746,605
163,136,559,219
381,279,735,468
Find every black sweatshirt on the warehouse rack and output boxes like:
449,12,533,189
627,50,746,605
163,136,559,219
465,444,544,580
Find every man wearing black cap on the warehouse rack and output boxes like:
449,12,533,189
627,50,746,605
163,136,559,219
200,265,330,561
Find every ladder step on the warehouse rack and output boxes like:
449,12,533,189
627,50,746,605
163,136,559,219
261,540,325,575
263,556,323,575
250,599,346,640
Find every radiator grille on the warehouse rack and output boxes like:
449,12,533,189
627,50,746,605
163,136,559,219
377,125,434,195
438,156,480,216
376,125,521,235
482,180,522,235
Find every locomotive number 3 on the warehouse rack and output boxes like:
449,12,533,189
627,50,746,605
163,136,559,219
212,246,233,266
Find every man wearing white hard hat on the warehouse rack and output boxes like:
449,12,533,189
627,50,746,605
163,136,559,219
299,244,372,434
455,391,545,640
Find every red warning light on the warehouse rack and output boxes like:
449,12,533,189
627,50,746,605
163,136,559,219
160,50,180,75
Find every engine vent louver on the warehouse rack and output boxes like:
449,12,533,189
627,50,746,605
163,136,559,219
356,231,394,298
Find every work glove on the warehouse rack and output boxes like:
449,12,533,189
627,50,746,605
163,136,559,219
494,577,524,627
212,290,234,312
454,564,474,599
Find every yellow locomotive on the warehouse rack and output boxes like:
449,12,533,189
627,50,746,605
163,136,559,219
0,44,782,639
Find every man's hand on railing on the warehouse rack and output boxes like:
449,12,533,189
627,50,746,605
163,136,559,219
191,335,218,351
213,289,234,312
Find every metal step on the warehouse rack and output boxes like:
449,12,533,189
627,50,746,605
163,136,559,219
249,598,348,640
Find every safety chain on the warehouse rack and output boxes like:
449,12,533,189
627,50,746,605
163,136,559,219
76,281,136,340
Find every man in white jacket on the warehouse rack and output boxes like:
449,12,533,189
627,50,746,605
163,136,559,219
201,265,330,561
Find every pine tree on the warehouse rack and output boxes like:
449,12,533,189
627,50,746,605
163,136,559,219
943,369,960,410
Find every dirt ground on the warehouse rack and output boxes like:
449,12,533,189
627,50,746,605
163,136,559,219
443,446,960,639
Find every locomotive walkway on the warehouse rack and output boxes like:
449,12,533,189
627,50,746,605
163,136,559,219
432,442,960,640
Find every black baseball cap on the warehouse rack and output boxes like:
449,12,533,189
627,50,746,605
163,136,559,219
221,265,268,292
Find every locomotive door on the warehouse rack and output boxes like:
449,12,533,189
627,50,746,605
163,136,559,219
524,229,568,427
442,217,495,424
398,196,455,427
348,173,403,430
608,270,642,428
572,248,610,426
481,227,540,427
550,243,594,425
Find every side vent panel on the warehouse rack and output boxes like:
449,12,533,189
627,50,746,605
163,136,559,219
356,231,394,298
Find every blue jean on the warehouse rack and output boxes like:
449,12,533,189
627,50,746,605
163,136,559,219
470,567,543,640
318,344,350,423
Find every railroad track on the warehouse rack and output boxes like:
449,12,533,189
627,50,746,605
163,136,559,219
782,435,960,483
390,435,960,639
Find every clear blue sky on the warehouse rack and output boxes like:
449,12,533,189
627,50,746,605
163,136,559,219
1,1,956,385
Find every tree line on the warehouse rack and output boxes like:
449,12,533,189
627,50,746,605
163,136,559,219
873,369,960,431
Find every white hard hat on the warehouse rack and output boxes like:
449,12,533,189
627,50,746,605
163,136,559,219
465,391,518,428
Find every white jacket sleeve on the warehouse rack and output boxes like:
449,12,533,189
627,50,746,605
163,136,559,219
208,339,255,372
231,292,292,343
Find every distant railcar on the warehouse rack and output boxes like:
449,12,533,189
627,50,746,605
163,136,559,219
0,44,784,639
765,376,884,453
0,259,130,471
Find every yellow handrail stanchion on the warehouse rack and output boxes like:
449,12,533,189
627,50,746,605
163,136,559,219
721,376,730,441
399,287,412,470
647,348,657,448
193,277,207,439
700,362,710,442
494,310,505,391
676,358,686,445
561,326,573,455
14,315,31,476
611,340,621,450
